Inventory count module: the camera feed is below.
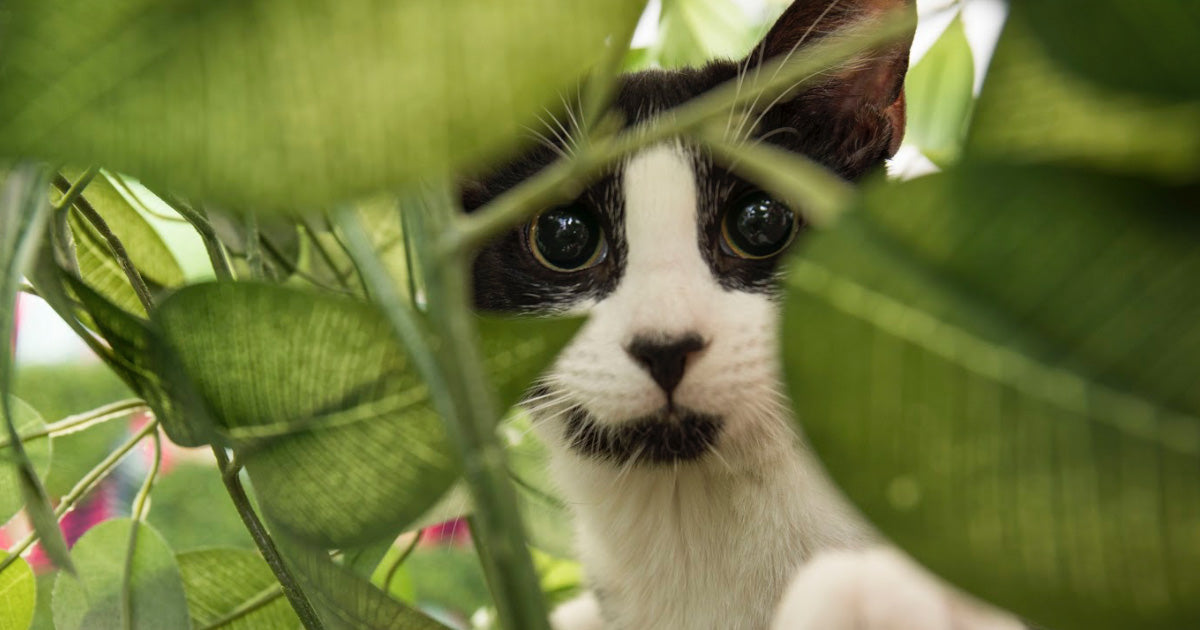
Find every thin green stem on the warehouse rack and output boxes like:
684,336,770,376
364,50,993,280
0,399,146,449
50,166,99,211
0,419,158,575
209,447,325,630
299,218,355,288
122,428,160,630
131,428,161,522
198,584,286,630
56,177,156,312
379,530,422,595
446,8,914,254
243,213,265,278
171,199,235,281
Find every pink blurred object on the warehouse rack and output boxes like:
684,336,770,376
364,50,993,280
26,485,115,572
421,518,471,547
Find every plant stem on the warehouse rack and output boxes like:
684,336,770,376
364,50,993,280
446,7,914,254
378,530,422,595
0,399,147,449
171,200,235,281
0,418,158,575
50,166,99,211
209,446,325,630
199,584,286,630
419,188,552,630
123,428,160,630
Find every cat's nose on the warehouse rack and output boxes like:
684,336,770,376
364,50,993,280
626,333,707,396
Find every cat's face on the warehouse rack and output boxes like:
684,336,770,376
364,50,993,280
466,0,912,471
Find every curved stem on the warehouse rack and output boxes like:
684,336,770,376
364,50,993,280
199,584,285,630
0,399,147,449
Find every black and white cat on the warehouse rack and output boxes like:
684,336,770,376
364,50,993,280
466,0,1022,628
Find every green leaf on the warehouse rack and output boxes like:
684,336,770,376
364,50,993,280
0,556,36,630
905,16,974,167
64,170,184,317
0,165,73,573
277,535,450,630
1017,0,1200,101
782,164,1200,630
654,0,755,68
177,549,297,630
479,315,584,413
153,282,458,547
502,411,573,559
0,0,646,211
968,15,1200,182
52,519,190,630
0,397,52,525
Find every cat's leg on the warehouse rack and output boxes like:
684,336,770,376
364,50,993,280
550,592,605,630
771,547,1023,630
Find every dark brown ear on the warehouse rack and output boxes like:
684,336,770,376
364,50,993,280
743,0,915,176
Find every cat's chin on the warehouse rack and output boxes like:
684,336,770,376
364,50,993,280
562,404,723,465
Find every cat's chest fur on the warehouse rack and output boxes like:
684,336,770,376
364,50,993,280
547,441,870,630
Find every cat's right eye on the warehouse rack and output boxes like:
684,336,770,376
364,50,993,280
528,204,607,272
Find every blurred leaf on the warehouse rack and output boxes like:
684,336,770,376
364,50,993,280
64,170,184,317
479,315,583,412
502,412,573,559
905,16,974,167
29,572,55,630
0,0,646,211
52,519,190,630
148,463,253,551
1018,0,1200,101
0,556,36,630
968,16,1200,182
782,164,1200,630
0,397,52,525
277,535,450,630
177,549,297,630
367,539,417,603
1,165,73,573
206,210,300,283
153,282,457,547
654,0,755,68
531,549,584,607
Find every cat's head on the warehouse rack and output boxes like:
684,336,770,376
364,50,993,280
466,0,913,471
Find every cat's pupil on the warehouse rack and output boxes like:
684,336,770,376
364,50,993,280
723,191,797,259
532,205,602,271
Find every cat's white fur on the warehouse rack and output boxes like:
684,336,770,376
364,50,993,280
531,145,1020,630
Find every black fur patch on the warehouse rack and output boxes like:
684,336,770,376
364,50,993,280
565,405,723,464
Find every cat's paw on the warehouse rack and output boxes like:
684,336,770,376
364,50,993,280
771,548,1023,630
550,592,605,630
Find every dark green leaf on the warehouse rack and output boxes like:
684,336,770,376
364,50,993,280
154,282,457,547
177,549,297,630
0,165,73,573
148,464,253,551
1017,1,1200,101
0,397,51,525
782,164,1200,630
480,315,584,412
905,16,974,167
64,170,184,317
0,0,646,211
0,556,36,630
277,535,450,630
52,519,190,630
968,15,1200,182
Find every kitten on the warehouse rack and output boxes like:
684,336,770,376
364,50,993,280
465,0,1022,628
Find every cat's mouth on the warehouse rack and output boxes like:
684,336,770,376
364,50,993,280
563,404,723,464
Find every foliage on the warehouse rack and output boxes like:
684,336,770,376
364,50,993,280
0,2,1196,630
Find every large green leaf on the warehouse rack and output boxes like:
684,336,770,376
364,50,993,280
782,164,1200,630
154,282,456,547
0,0,646,211
1017,1,1200,101
0,397,52,525
502,411,573,559
904,16,974,167
52,519,191,630
177,549,297,630
63,170,184,317
968,15,1200,182
0,165,72,573
0,556,36,630
654,0,755,68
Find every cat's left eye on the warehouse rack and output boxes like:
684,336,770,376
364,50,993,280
720,191,800,260
528,204,607,272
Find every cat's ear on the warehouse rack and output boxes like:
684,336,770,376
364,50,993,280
742,0,916,174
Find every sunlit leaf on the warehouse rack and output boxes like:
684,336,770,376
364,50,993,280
0,0,646,211
0,165,73,573
52,519,190,630
905,16,974,167
63,170,184,317
177,549,297,630
0,556,36,630
782,164,1200,630
0,397,52,525
654,0,755,68
968,15,1200,182
1017,0,1200,101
